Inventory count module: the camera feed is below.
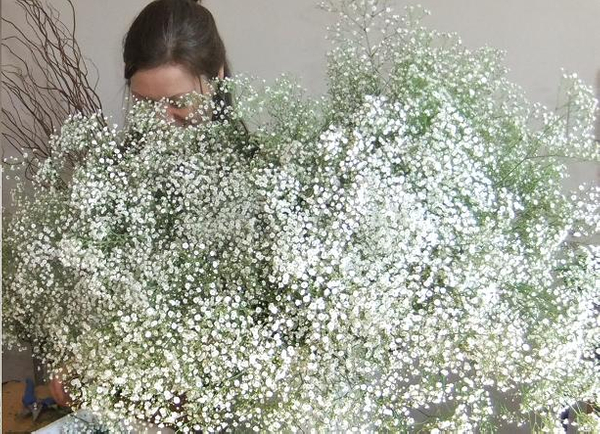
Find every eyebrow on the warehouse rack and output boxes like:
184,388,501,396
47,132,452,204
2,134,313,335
132,92,186,101
166,92,188,100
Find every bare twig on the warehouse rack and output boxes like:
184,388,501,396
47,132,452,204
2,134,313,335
1,0,104,184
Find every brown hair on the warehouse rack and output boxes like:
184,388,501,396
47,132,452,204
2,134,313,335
123,0,234,119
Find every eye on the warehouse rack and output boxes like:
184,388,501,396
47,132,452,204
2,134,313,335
168,98,182,109
132,93,150,103
168,95,195,109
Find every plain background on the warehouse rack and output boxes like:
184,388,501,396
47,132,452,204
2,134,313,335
1,3,599,427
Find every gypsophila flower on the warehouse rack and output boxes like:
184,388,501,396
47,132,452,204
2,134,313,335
3,1,599,432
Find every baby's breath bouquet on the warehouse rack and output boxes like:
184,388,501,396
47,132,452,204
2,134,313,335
3,1,599,432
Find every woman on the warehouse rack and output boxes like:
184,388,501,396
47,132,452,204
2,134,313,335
125,0,234,126
49,0,236,407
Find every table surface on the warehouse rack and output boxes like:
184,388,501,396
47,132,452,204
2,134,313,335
2,381,71,433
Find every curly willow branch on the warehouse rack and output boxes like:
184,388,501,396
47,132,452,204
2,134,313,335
1,0,104,183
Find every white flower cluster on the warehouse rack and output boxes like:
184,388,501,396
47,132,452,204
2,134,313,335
3,1,599,432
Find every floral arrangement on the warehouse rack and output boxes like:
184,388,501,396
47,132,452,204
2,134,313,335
3,1,599,432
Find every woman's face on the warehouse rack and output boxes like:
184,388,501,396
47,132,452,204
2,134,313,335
130,63,224,126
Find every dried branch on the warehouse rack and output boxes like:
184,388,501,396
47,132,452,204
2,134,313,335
1,0,104,184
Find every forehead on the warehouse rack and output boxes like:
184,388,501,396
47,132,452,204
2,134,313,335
130,64,201,100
